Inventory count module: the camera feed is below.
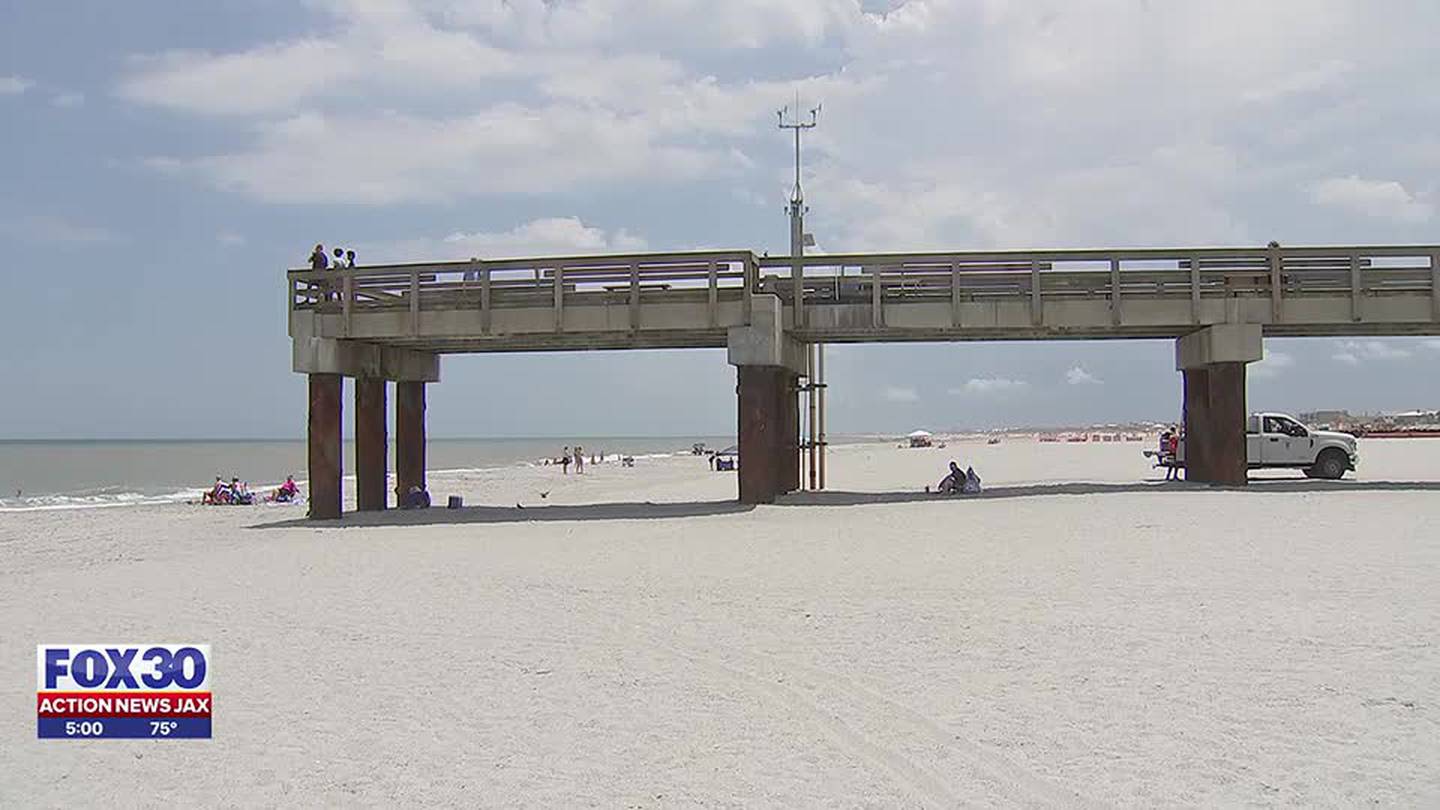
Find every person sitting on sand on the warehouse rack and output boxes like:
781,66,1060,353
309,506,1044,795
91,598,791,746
202,476,227,505
962,466,982,494
230,478,254,505
935,461,964,494
269,476,299,503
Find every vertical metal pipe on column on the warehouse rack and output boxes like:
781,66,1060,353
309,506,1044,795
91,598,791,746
817,343,826,490
807,343,817,490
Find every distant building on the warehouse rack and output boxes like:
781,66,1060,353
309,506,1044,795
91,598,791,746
1386,410,1440,427
1299,410,1353,427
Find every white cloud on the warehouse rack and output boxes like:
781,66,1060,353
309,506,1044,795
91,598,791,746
883,386,919,403
1,215,117,245
950,378,1028,396
357,217,647,264
1065,366,1102,386
1310,176,1434,224
50,91,84,108
218,231,246,247
112,0,1440,249
1332,339,1412,366
119,40,362,116
1250,349,1296,379
146,105,738,204
0,75,33,95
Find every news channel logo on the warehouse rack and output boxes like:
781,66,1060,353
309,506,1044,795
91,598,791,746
36,644,211,739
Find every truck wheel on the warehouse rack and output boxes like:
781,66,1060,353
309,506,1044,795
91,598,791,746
1315,449,1347,480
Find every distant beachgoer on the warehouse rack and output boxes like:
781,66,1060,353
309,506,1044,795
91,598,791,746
332,247,344,268
345,249,356,269
1165,431,1180,480
561,447,571,475
309,244,328,271
574,446,585,474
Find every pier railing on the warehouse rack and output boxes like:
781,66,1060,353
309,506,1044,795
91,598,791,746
750,245,1440,329
290,250,757,331
290,244,1440,339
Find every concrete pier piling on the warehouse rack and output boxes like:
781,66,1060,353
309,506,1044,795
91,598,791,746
307,373,343,519
396,381,427,503
355,377,387,511
1176,325,1261,486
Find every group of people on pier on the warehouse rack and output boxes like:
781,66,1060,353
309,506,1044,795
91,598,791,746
308,244,356,270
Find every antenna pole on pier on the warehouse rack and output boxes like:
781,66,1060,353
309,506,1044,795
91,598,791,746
778,95,824,490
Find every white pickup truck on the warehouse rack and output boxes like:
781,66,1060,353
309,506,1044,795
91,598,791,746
1161,412,1359,479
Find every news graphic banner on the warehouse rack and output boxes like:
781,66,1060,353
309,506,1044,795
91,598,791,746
37,644,211,739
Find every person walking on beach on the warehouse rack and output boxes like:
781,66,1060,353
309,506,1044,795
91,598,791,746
574,446,585,474
561,447,571,475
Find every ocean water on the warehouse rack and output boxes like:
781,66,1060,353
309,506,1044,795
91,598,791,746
0,437,734,511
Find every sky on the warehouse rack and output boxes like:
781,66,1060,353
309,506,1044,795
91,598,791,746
2,0,1440,439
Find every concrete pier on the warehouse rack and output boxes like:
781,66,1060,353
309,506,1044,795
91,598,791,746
307,373,343,519
396,381,427,502
1176,325,1261,486
355,377,387,511
290,243,1438,513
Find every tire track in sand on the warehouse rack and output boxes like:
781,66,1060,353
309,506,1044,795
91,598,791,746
695,640,1102,808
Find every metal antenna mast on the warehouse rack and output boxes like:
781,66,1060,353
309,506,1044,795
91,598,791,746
777,94,825,490
777,94,819,250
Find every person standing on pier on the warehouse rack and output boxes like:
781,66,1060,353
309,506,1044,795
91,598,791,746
345,249,356,268
308,244,330,302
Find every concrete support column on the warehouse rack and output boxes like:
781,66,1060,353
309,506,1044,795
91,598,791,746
1205,362,1248,486
307,373,343,519
355,378,388,511
396,381,427,501
1176,324,1261,486
1182,368,1211,483
728,294,807,504
737,366,784,504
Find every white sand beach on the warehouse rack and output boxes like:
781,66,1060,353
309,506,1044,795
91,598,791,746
3,439,1438,806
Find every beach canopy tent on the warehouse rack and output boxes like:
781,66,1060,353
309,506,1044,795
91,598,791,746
715,445,739,457
907,430,933,448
